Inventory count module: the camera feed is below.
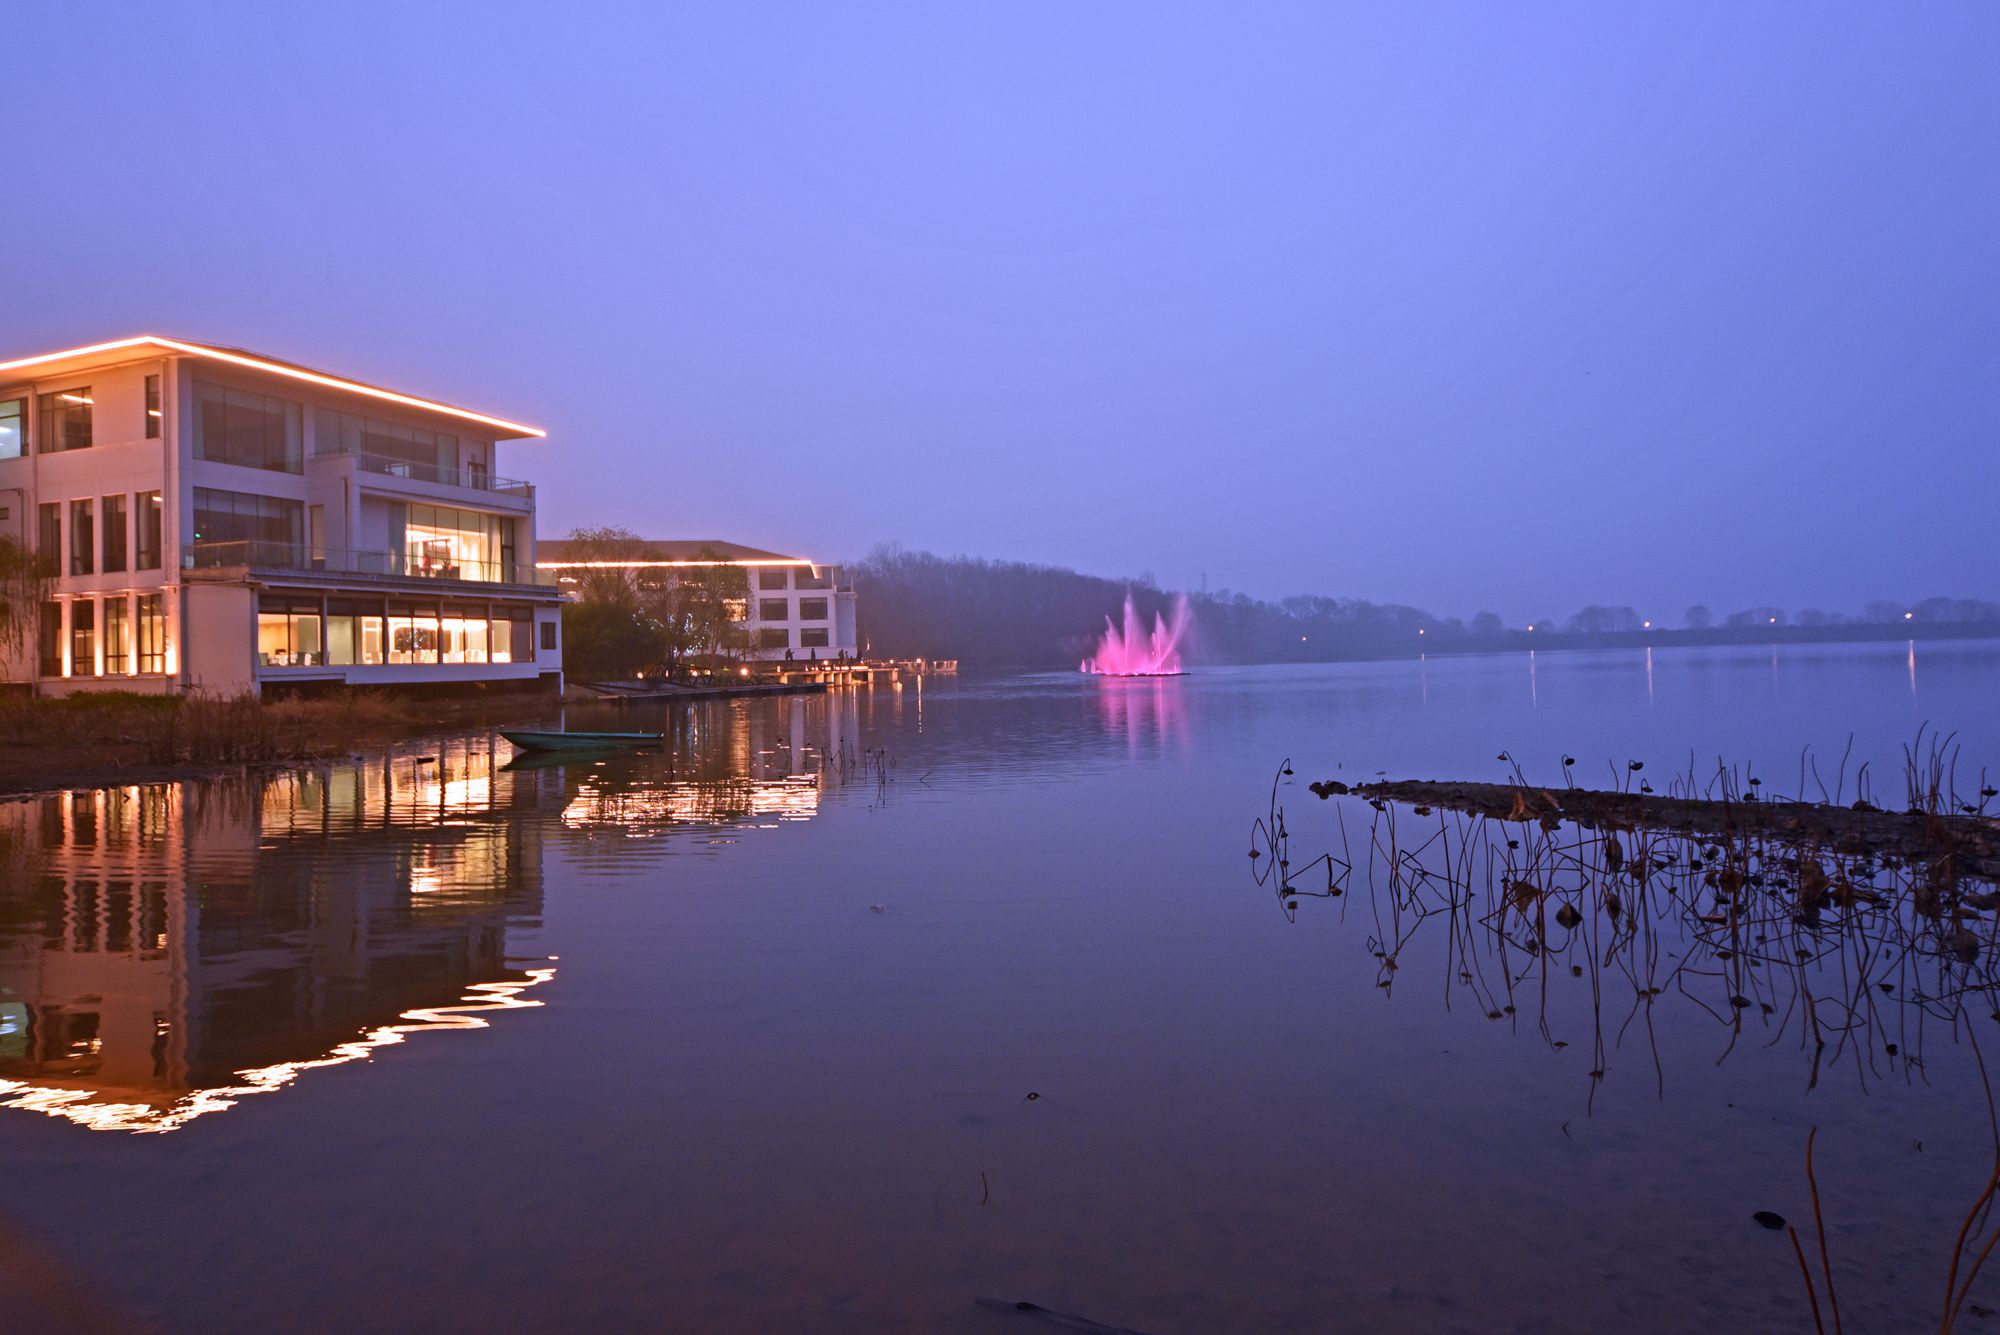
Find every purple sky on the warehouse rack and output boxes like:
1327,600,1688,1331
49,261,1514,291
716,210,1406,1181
5,3,1994,621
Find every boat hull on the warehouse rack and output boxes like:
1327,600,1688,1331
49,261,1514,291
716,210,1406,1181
499,729,662,753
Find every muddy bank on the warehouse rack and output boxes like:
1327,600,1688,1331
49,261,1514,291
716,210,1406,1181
1318,777,2000,878
0,695,556,800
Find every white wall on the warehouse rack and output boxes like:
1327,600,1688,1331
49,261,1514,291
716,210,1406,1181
183,583,256,695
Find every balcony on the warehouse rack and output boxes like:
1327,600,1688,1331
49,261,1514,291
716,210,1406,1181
185,540,557,589
310,446,535,500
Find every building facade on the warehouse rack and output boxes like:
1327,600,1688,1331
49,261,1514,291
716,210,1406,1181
536,539,859,663
0,336,563,696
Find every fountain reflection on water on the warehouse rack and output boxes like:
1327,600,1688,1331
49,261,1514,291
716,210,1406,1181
1081,593,1193,676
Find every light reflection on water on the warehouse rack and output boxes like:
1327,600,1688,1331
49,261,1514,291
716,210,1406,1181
0,688,872,1135
0,640,1995,1332
0,738,558,1133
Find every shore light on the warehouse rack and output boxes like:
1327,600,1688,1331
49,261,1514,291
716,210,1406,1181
1905,612,1914,621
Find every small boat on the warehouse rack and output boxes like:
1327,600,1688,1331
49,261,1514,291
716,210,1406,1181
499,729,662,753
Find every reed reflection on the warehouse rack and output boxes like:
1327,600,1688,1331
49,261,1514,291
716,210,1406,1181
0,738,557,1134
1254,744,2000,1104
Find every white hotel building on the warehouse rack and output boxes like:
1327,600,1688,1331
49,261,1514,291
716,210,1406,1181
0,336,563,696
536,539,859,663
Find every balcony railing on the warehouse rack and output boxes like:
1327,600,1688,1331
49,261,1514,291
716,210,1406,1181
185,540,557,587
312,446,534,498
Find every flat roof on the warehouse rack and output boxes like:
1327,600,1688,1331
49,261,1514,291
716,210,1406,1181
536,539,824,567
0,335,545,438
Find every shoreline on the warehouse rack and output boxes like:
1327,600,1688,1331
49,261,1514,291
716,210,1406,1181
0,695,556,801
0,677,841,799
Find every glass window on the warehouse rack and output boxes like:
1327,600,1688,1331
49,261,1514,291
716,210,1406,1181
191,488,304,554
0,398,22,459
795,567,832,590
136,491,163,570
327,598,384,666
758,598,789,622
256,596,324,667
314,408,460,475
137,594,166,673
755,627,788,650
39,602,62,676
403,503,501,581
493,609,533,663
388,603,439,665
101,494,127,573
798,597,829,622
291,606,323,665
70,600,96,676
799,627,830,649
194,381,301,472
145,375,161,439
38,386,92,452
69,499,93,575
442,608,489,664
539,620,556,652
104,597,130,674
256,607,287,664
758,567,789,590
38,503,59,571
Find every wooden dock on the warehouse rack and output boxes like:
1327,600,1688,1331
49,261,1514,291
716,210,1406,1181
582,679,827,703
582,658,958,701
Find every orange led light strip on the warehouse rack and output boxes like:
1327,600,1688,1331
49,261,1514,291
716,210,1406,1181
537,559,816,568
0,335,545,437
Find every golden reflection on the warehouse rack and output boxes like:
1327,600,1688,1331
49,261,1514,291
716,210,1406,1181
0,746,557,1135
0,969,555,1135
554,692,856,837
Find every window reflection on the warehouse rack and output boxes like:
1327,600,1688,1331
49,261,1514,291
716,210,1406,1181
0,740,554,1133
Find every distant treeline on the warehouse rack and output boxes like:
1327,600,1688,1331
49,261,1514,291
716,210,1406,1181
849,546,2000,669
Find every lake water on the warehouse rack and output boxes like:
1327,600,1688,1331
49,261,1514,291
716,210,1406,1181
2,640,1997,1333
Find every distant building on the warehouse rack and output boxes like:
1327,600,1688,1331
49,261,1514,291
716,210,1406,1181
0,336,564,695
536,539,859,662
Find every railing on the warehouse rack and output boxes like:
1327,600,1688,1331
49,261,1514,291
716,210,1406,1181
312,446,534,498
185,540,557,587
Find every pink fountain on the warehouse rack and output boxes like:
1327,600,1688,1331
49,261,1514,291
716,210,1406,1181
1082,594,1193,676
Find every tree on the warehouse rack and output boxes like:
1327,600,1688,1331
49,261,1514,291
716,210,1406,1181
1725,606,1787,629
1913,596,2000,624
1470,611,1504,638
561,595,658,682
1564,605,1641,635
0,537,54,685
1684,604,1713,631
558,525,659,681
647,547,749,673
